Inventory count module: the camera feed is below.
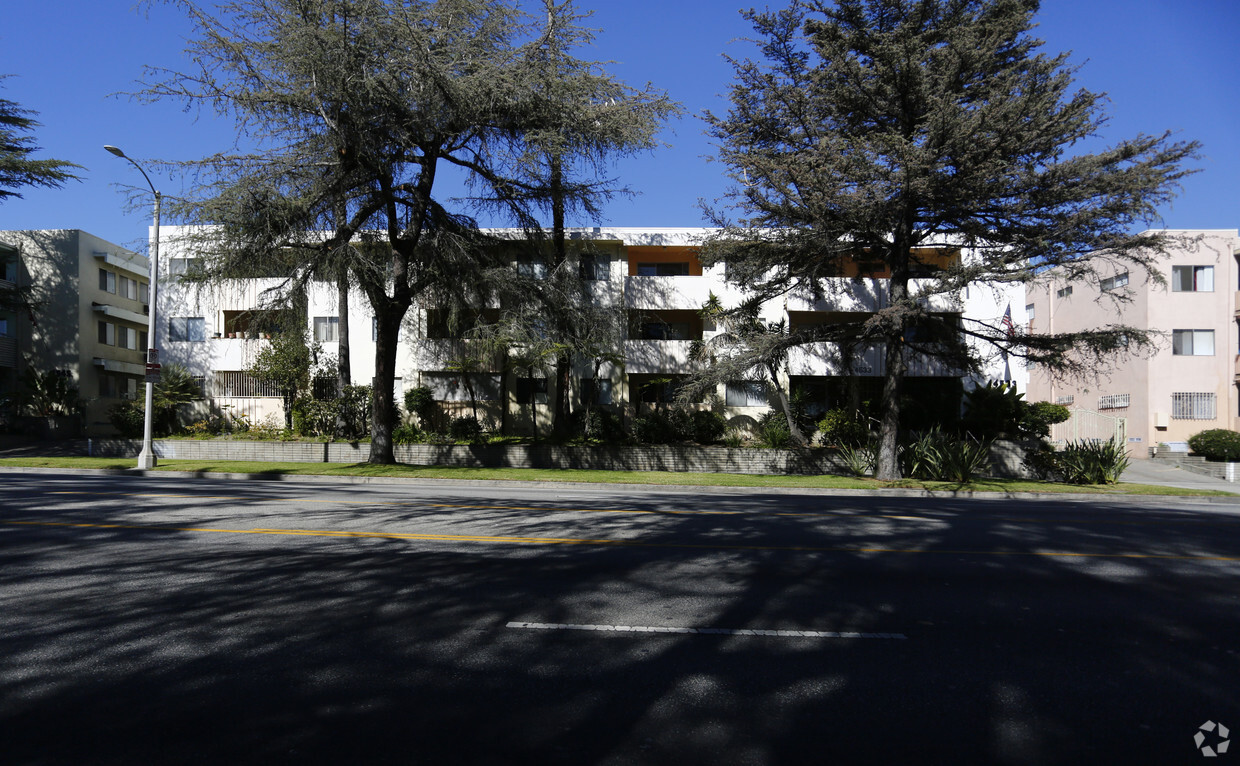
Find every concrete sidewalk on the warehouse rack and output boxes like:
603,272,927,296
1121,459,1236,492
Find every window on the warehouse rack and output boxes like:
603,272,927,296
0,256,15,283
639,321,691,340
514,377,549,405
98,268,116,294
313,316,339,342
579,255,609,281
0,317,8,337
169,316,206,342
516,261,548,279
423,372,501,402
1097,394,1130,410
726,380,767,407
637,262,689,276
1172,392,1216,420
580,378,612,405
1025,304,1035,323
119,276,139,300
139,331,148,351
97,321,115,346
1099,272,1129,292
117,326,137,350
1172,329,1214,356
372,317,378,342
1055,395,1074,405
1172,265,1214,292
1055,285,1072,299
139,282,149,304
168,258,190,275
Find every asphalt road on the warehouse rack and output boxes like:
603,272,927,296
2,473,1238,765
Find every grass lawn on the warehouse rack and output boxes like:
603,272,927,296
0,456,1232,496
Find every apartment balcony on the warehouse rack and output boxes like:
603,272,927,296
624,339,700,374
625,276,731,311
783,278,962,314
0,336,15,368
412,339,506,372
786,343,961,378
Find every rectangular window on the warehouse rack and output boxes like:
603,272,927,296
639,321,691,340
1055,395,1074,405
1097,394,1130,410
1,256,15,283
1025,304,1035,321
97,321,115,346
637,262,690,277
580,378,613,405
516,261,548,280
1099,272,1129,292
372,317,378,342
0,317,8,337
1172,265,1214,292
1172,392,1216,420
117,326,133,350
118,276,137,300
98,269,116,294
726,380,767,407
169,316,206,342
139,330,148,351
139,282,149,304
168,258,189,275
1055,285,1072,299
423,372,501,402
514,377,549,405
313,316,339,342
1171,329,1214,356
579,255,609,281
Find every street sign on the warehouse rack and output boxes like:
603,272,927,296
145,362,161,383
147,348,159,364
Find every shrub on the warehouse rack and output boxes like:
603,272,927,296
1024,402,1071,439
392,423,423,444
574,409,626,443
1188,429,1240,462
292,397,337,437
337,385,372,439
817,408,869,447
722,429,746,448
404,386,439,431
449,415,483,442
756,411,792,449
901,428,991,482
108,401,145,438
688,410,727,444
631,412,679,444
1046,440,1130,484
839,443,875,477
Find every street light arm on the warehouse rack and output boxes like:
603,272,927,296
104,145,158,197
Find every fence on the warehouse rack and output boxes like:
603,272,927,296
1050,408,1127,449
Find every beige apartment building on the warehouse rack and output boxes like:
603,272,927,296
1027,229,1239,456
0,230,151,434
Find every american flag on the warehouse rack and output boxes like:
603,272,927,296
1001,304,1014,337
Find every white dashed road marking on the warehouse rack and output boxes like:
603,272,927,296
507,621,906,639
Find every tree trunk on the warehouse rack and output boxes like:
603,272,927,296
335,265,352,437
369,306,402,464
765,359,805,446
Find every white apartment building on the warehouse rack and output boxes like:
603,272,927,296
157,226,1025,435
1027,229,1239,455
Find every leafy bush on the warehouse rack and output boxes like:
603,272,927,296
900,428,992,482
336,385,372,439
292,397,337,437
817,408,869,447
392,423,423,444
574,409,626,443
1042,440,1130,484
1188,429,1240,462
631,412,680,444
688,410,727,444
1024,402,1071,439
722,429,746,448
108,401,145,438
756,411,792,449
404,386,439,431
449,415,483,442
839,443,875,477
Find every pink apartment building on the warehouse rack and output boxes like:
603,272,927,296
1027,229,1240,457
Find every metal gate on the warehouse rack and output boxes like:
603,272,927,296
1050,408,1127,448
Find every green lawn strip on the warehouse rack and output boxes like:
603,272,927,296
0,457,1232,496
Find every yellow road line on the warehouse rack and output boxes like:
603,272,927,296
3,518,1238,561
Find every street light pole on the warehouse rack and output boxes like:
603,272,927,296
105,145,161,469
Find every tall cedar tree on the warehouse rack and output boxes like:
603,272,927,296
142,0,668,461
703,0,1198,479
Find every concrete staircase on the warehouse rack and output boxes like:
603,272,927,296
1151,451,1238,482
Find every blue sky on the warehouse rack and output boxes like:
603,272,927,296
2,0,1236,253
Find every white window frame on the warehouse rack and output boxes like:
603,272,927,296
726,380,768,407
169,316,206,342
1097,394,1130,410
1172,265,1214,292
313,316,339,343
1172,392,1216,420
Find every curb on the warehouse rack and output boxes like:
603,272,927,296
2,465,1238,505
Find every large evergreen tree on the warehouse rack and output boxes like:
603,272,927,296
143,0,671,462
0,76,81,203
703,0,1199,479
